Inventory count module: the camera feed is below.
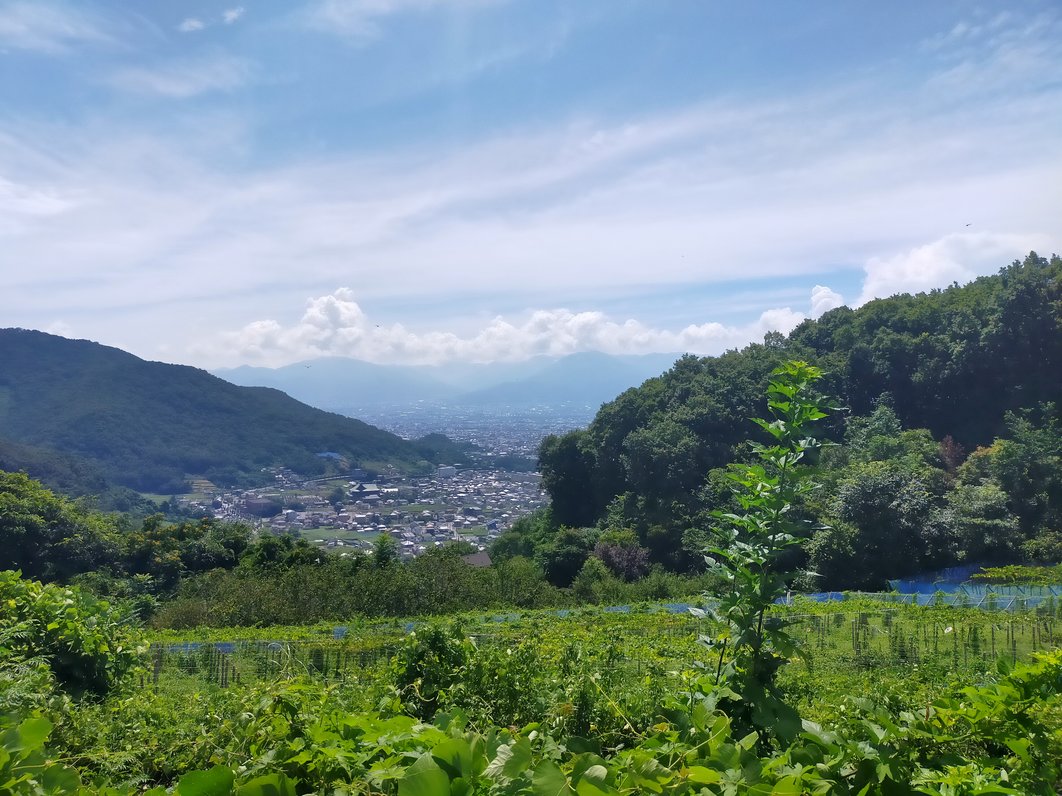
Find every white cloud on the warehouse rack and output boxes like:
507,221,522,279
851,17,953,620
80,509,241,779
2,8,1060,366
200,286,825,367
810,285,844,318
177,18,205,33
223,7,245,25
0,175,74,216
856,231,1054,306
44,320,72,337
0,2,112,53
922,11,1060,98
107,55,253,98
304,0,498,42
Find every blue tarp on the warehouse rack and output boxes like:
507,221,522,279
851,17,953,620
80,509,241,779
888,564,986,593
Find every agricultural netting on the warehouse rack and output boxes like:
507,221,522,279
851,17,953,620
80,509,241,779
768,587,1062,611
147,600,1061,702
887,564,984,591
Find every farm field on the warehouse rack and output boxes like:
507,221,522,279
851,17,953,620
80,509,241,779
147,598,1062,721
6,575,1062,794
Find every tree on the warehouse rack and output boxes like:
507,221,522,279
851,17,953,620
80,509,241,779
824,461,947,586
372,533,400,568
538,431,599,527
592,528,650,581
495,556,551,607
536,527,595,587
571,556,618,603
328,486,346,510
944,482,1020,562
0,470,119,582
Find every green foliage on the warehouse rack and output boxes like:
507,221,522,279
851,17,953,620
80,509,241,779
971,564,1062,585
537,527,597,587
9,636,1062,795
0,328,435,492
570,557,621,603
538,431,599,528
390,625,473,720
696,360,832,743
373,533,400,568
0,716,85,795
538,254,1062,579
0,571,144,699
0,471,120,582
0,469,255,594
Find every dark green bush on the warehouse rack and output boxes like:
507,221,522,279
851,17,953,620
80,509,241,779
0,570,145,699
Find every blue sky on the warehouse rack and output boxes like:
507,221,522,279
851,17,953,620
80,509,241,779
1,0,1060,366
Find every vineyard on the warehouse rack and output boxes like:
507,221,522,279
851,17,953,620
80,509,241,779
4,592,1061,794
149,599,1062,711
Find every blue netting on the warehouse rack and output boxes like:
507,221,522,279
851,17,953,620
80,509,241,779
887,564,985,593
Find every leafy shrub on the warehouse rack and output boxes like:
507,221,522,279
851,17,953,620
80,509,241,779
0,715,83,795
390,624,473,720
971,564,1062,585
0,570,144,699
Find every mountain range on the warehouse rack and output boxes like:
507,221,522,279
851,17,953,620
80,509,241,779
215,351,679,412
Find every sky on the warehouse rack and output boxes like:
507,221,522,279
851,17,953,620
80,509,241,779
1,0,1060,368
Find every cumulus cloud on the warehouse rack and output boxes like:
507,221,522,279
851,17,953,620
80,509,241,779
108,55,253,98
223,7,246,25
856,231,1053,305
177,17,205,33
809,285,844,318
44,320,72,337
0,2,112,53
203,286,829,367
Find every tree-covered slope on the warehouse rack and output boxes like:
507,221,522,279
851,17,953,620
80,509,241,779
539,253,1062,558
790,252,1062,445
0,329,432,492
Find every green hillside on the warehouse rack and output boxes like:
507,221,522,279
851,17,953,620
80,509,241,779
532,253,1062,582
0,329,433,492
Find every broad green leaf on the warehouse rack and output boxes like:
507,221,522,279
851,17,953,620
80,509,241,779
399,752,451,796
533,761,574,796
13,717,52,752
770,776,802,795
431,737,479,780
177,766,235,796
485,737,532,784
685,766,721,785
40,762,81,792
236,773,297,796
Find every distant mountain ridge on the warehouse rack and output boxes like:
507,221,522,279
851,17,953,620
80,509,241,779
216,351,680,411
458,352,680,406
0,329,445,493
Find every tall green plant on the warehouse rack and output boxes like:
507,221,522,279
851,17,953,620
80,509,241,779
696,360,833,743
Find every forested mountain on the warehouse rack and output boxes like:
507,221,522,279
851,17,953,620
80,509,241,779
529,253,1062,587
0,330,444,493
218,357,461,409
